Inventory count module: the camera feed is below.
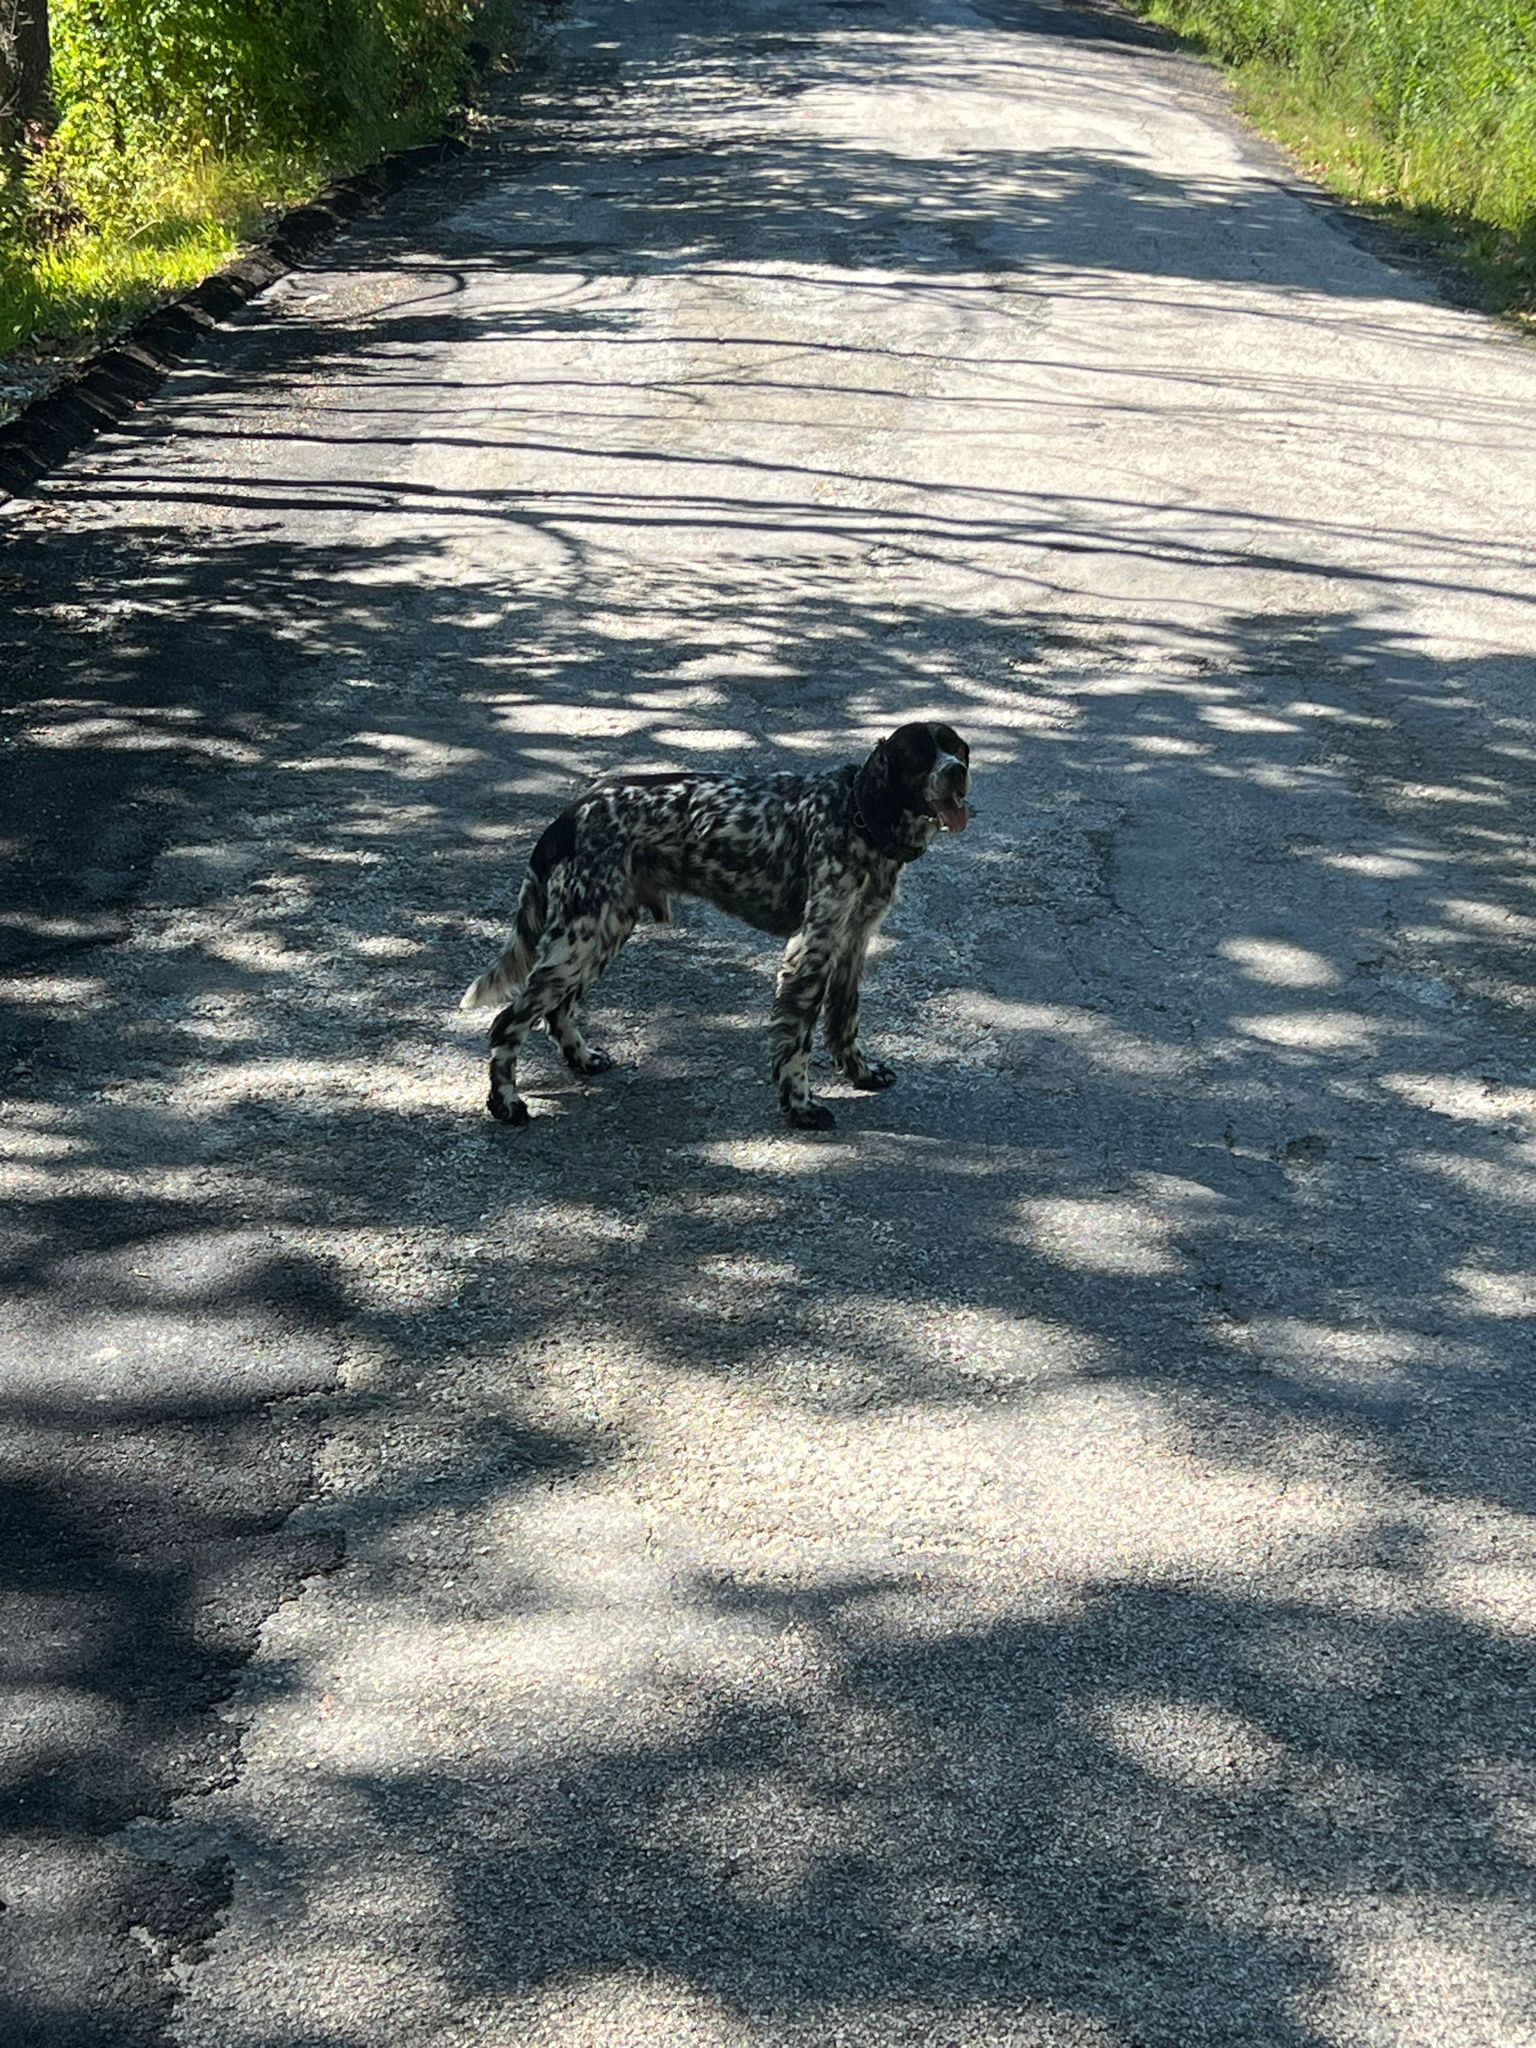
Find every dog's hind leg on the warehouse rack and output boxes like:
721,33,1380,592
486,893,636,1122
551,893,639,1076
548,991,617,1076
487,961,568,1125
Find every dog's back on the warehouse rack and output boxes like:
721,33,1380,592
462,765,836,1010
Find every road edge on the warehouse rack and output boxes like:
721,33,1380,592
0,138,472,504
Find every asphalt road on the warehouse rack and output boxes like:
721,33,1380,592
3,1,1536,2043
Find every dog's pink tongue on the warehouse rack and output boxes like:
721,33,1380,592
939,798,970,833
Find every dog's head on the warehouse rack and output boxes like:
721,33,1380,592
854,722,971,860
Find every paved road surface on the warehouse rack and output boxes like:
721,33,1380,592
4,1,1536,2042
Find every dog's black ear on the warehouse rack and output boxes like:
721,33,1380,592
854,737,900,846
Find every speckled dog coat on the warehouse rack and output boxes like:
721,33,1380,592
462,721,971,1130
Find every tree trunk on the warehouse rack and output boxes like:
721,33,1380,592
0,0,53,159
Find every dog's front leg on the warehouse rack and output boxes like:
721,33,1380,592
772,913,841,1130
824,932,896,1092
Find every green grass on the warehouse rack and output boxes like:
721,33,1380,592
1127,0,1536,320
0,0,531,374
0,153,314,357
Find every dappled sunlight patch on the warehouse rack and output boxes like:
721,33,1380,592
686,1134,864,1177
283,841,390,871
1412,1149,1536,1208
1319,847,1435,878
0,970,109,1014
1075,675,1230,710
1197,703,1302,736
1448,1263,1536,1321
958,995,1188,1080
1455,825,1536,868
0,911,133,948
1089,1697,1288,1794
21,706,263,763
1013,1176,1228,1279
154,1054,473,1121
0,1109,99,1195
492,1970,762,2047
1220,936,1342,989
283,1490,838,1748
349,933,426,961
1439,894,1536,940
1281,699,1392,728
660,653,799,687
650,725,760,752
1428,1544,1536,1639
1234,1316,1489,1398
313,801,446,839
487,697,660,742
824,1296,1099,1398
341,731,487,780
460,814,543,844
1232,760,1346,794
1,1685,124,1771
1399,780,1510,809
1486,738,1536,767
1129,732,1210,756
621,1374,1363,1596
0,1115,93,1164
1304,1908,1536,2048
0,1248,347,1412
1380,1072,1536,1127
186,930,321,972
1232,1008,1380,1052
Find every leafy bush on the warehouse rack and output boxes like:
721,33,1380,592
1,0,516,359
39,0,477,235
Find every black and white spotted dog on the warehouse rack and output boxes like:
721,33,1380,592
462,721,971,1130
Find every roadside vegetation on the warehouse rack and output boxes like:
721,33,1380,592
1129,0,1536,320
0,0,530,364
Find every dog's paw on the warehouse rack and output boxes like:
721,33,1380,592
574,1048,616,1075
785,1099,837,1132
850,1060,897,1091
487,1089,531,1126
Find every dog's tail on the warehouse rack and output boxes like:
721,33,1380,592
460,868,548,1011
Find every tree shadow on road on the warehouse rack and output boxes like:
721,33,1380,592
334,1559,1533,2047
5,514,1534,2040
